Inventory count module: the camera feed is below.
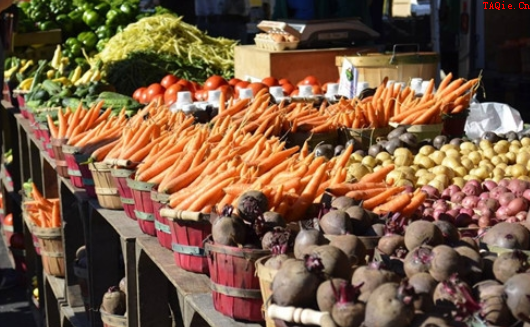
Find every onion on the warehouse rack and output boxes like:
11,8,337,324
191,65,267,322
421,185,440,199
459,208,475,217
482,180,498,192
462,196,480,209
440,188,452,200
506,197,528,216
507,179,529,197
498,178,510,188
451,192,466,204
445,208,460,218
490,186,509,200
498,192,516,207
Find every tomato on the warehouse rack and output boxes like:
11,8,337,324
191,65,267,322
278,78,291,86
194,89,208,102
203,75,228,91
140,91,150,104
228,78,242,87
177,79,193,91
297,75,321,86
247,82,268,96
146,83,166,103
152,94,164,106
133,87,146,102
312,84,323,95
281,83,295,96
217,85,234,100
261,76,279,87
160,74,179,89
189,81,202,94
290,89,300,96
164,83,186,105
3,213,12,226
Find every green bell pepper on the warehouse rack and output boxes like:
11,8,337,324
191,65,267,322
95,25,112,40
38,21,59,31
77,31,98,51
82,9,101,28
96,38,109,52
105,8,125,27
56,14,74,34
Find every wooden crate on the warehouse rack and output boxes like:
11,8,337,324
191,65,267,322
234,45,375,84
12,29,62,48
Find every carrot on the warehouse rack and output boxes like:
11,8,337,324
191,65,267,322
47,114,59,139
343,188,391,200
372,192,413,215
57,108,67,139
401,190,427,217
437,72,453,93
362,187,406,211
158,151,197,192
435,78,464,99
180,177,235,212
359,164,395,183
450,104,466,115
325,181,389,196
51,201,61,227
136,151,183,182
286,163,327,222
411,102,442,125
256,146,300,175
420,79,435,103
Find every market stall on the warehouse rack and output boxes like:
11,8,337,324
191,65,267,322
3,2,530,327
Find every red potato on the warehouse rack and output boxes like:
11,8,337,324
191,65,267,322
364,281,416,327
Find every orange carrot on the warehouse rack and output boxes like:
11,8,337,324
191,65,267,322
47,114,59,139
401,190,427,217
359,164,395,183
362,187,406,211
325,181,389,196
286,163,327,222
437,72,453,93
372,192,413,215
179,177,234,212
343,188,391,200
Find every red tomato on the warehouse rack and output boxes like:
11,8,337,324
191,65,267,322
164,83,186,105
160,74,179,89
290,89,299,96
261,76,280,87
312,84,323,95
146,83,166,103
217,85,234,100
194,89,208,102
203,75,228,91
248,82,268,96
297,75,321,86
189,81,202,94
234,80,250,98
152,94,164,106
281,83,295,96
3,213,12,226
278,78,291,85
133,87,146,102
140,91,149,104
228,78,242,87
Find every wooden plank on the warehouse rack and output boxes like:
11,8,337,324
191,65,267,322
41,155,58,198
90,201,144,240
86,205,123,327
136,236,172,327
16,115,31,190
60,179,88,308
187,293,264,327
121,238,138,327
45,272,66,302
44,275,63,327
60,304,89,327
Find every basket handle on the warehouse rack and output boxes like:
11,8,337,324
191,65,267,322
103,158,132,167
389,43,420,65
159,208,205,221
267,304,336,327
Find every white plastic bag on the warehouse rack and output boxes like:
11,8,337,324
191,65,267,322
464,102,524,139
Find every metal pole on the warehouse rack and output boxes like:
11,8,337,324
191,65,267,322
430,0,441,84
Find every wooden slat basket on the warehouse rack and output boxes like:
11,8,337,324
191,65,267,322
51,137,69,178
150,189,172,250
127,176,157,236
89,162,123,210
110,167,136,220
32,225,65,277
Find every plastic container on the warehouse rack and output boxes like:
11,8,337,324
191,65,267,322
410,78,423,94
356,82,370,97
239,88,254,100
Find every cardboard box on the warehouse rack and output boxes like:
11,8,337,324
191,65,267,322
234,45,375,84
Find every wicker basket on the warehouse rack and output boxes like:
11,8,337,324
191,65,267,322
338,126,393,151
89,162,123,210
256,256,278,327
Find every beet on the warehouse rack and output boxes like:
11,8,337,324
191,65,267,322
310,245,353,280
330,281,365,327
263,211,286,228
345,205,371,235
319,210,353,235
377,234,406,258
351,262,400,302
429,245,461,282
316,278,347,312
475,281,515,326
328,234,367,266
408,272,437,313
331,196,358,211
432,220,460,245
271,255,325,308
404,220,444,251
482,222,530,250
403,245,433,278
265,254,294,270
409,314,452,327
504,273,530,323
493,249,530,283
293,228,327,259
455,245,483,284
236,190,269,223
432,275,481,320
101,286,126,315
364,281,416,327
261,226,293,251
211,206,247,246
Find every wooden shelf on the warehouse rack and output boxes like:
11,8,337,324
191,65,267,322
45,273,65,301
90,201,144,241
61,305,89,327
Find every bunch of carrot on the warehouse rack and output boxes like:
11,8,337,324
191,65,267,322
389,73,480,125
325,164,426,217
47,101,108,140
23,182,61,228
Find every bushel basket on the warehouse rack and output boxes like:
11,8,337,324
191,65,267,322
33,225,65,277
127,176,157,236
51,137,69,178
62,144,95,196
89,162,123,210
205,236,270,322
110,167,136,220
150,189,171,250
160,208,211,274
